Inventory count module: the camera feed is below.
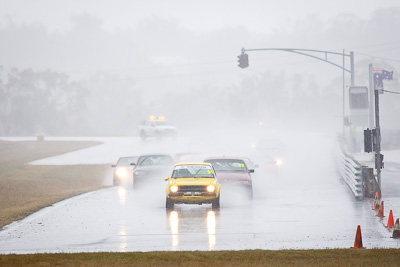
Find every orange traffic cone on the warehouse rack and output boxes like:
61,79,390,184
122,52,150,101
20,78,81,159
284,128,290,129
376,201,384,217
373,192,380,210
386,210,394,228
351,225,365,249
392,218,400,239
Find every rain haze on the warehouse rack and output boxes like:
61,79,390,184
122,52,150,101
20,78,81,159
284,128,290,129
1,0,400,135
0,0,400,254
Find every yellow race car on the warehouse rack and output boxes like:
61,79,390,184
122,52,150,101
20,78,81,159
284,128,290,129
165,163,221,209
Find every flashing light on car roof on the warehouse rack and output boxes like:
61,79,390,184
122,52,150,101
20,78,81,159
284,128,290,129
150,116,165,120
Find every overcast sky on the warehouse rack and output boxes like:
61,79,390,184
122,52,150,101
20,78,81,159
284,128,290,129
1,0,400,135
1,0,400,33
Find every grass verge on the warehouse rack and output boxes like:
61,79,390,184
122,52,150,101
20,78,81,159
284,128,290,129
0,140,110,228
1,249,400,266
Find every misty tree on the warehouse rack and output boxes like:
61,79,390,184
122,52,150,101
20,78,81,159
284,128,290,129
82,71,142,135
0,67,6,134
0,68,88,135
224,70,344,130
225,71,291,127
1,8,399,135
227,80,260,125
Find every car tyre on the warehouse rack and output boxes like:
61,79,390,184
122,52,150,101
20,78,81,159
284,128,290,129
140,131,146,140
248,186,253,200
132,177,137,189
166,197,174,209
212,195,220,209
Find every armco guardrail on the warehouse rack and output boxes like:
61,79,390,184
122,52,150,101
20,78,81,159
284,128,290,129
337,145,363,199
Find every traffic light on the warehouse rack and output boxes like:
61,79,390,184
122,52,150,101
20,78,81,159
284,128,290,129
364,128,372,153
237,53,249,68
372,128,377,152
375,153,384,169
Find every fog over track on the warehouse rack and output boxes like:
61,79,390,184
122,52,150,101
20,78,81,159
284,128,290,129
0,131,399,254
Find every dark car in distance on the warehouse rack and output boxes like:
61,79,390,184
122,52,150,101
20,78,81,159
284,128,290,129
204,157,254,199
132,154,174,188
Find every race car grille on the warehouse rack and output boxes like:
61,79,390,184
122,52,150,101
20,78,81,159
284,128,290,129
178,185,207,193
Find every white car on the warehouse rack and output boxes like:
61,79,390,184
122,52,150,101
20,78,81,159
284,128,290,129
139,116,177,140
111,156,138,186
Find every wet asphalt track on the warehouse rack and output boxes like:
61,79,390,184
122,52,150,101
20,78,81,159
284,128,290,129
0,132,399,254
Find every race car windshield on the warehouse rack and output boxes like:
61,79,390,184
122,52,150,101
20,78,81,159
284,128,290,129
117,157,138,166
137,155,173,166
206,159,248,172
171,165,215,178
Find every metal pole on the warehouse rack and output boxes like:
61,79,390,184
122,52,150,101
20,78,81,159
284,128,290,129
343,49,346,137
350,51,355,86
241,47,355,139
243,48,353,74
374,87,382,192
369,64,375,128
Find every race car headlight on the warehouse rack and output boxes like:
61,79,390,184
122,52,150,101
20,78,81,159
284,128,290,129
170,185,178,193
116,168,128,178
275,158,283,166
207,185,216,192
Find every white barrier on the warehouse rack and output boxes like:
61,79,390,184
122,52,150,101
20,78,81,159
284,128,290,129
336,144,363,199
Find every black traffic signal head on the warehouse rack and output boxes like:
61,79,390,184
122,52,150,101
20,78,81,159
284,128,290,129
375,153,384,169
237,53,249,68
364,128,372,153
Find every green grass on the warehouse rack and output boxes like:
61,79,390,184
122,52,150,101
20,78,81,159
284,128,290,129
1,249,400,266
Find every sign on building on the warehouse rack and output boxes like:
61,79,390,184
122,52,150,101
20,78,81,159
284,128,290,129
349,86,369,126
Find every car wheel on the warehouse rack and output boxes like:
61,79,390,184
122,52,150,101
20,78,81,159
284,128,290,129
212,195,220,209
248,186,253,200
166,197,174,209
140,131,146,140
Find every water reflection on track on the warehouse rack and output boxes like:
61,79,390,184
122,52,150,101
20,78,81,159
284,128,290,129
167,208,217,251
